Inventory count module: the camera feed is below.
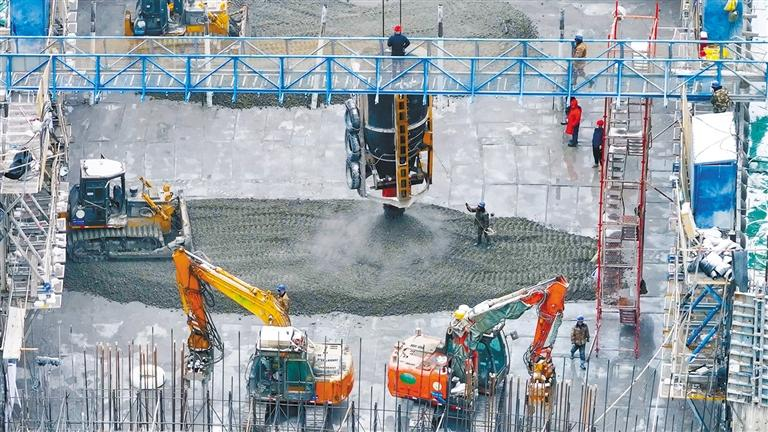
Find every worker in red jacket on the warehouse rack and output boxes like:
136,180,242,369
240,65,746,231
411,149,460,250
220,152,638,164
565,97,582,147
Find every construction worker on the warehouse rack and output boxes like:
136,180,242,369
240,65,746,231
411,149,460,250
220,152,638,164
276,284,291,314
592,119,605,167
572,33,588,86
711,81,731,113
465,202,491,246
388,25,410,78
570,316,590,370
388,24,410,56
565,97,582,147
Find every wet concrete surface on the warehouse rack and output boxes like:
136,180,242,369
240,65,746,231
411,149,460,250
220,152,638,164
64,199,597,316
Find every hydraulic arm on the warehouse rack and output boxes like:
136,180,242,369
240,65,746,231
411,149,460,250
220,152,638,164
448,275,568,381
172,247,290,370
387,275,568,406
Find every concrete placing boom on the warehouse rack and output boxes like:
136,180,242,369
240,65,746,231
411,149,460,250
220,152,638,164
387,276,568,424
172,248,354,429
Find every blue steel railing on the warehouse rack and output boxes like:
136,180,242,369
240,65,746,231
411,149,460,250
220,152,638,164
2,36,767,102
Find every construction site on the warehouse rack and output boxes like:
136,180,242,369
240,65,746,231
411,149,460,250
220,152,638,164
0,0,766,431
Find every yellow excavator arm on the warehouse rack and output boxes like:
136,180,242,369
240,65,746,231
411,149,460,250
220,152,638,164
172,247,290,368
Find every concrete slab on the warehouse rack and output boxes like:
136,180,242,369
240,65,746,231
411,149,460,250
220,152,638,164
546,185,580,231
483,184,517,217
481,143,517,185
516,184,548,221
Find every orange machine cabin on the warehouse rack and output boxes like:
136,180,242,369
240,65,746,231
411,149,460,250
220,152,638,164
387,332,450,401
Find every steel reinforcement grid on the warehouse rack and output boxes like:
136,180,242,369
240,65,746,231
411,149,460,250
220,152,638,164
0,334,724,432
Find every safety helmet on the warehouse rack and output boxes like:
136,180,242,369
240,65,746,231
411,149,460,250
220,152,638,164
453,304,470,320
478,201,486,209
277,284,286,295
577,315,584,321
393,25,402,33
574,33,583,42
711,81,722,89
596,119,604,126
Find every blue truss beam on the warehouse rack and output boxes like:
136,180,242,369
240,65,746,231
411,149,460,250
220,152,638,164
1,36,765,101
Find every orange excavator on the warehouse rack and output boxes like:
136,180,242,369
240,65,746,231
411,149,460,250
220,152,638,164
386,276,568,425
173,248,354,430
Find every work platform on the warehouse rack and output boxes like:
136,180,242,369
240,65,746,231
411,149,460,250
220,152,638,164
0,36,767,101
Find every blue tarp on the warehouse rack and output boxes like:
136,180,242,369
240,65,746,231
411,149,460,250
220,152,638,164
692,161,737,229
10,0,49,36
703,0,743,41
690,113,738,230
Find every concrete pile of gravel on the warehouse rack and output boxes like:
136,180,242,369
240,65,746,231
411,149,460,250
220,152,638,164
65,199,595,316
245,0,538,39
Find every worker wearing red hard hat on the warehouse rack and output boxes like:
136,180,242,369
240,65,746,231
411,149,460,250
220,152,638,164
387,24,410,79
591,119,605,168
388,24,410,56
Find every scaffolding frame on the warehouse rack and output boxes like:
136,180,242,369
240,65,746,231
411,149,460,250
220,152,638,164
594,0,659,359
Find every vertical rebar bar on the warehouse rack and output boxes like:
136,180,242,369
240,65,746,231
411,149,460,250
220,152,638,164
237,331,241,430
83,349,90,429
603,359,610,432
129,342,133,429
373,402,378,432
645,368,657,431
108,345,113,429
64,391,70,431
172,339,176,432
181,344,187,432
206,389,212,432
624,364,637,432
396,403,401,432
192,361,196,432
228,390,233,432
160,389,166,431
382,362,387,432
221,340,225,430
358,337,362,424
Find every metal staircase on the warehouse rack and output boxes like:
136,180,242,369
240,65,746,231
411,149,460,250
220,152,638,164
595,97,649,357
594,1,657,358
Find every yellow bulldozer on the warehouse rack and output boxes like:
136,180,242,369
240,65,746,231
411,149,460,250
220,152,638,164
66,158,191,261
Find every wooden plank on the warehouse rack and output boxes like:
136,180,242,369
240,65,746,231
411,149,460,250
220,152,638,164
2,307,25,360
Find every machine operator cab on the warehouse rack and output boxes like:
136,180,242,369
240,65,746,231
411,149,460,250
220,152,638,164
247,326,316,402
69,159,128,228
443,323,509,396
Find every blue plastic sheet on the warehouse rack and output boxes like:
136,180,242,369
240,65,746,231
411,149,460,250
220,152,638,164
703,0,743,41
10,0,49,36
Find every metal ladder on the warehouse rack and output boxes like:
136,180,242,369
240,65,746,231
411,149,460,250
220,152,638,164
394,95,411,199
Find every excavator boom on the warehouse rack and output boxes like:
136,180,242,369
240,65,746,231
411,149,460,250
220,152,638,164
449,275,568,377
388,275,568,403
173,248,290,368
